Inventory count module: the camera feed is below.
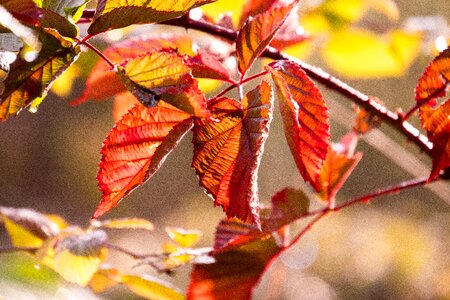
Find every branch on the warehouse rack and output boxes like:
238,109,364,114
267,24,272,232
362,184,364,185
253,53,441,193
0,246,38,254
78,11,432,154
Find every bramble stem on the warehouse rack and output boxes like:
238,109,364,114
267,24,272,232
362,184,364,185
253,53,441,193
286,176,431,248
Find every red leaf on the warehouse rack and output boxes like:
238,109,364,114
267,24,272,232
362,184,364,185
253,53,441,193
189,188,309,300
415,47,450,103
266,60,330,191
214,188,310,250
236,3,296,77
188,237,281,300
420,99,450,181
238,0,280,28
185,49,232,82
192,81,274,225
94,102,193,218
71,35,196,106
319,132,362,202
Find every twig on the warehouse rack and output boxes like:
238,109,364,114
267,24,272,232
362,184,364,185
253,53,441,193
105,243,162,260
81,41,116,69
211,70,269,99
0,246,38,254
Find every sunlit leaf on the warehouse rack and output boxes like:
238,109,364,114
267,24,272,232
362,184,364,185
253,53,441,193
51,64,79,97
37,0,91,22
186,49,232,82
92,218,154,231
420,100,450,181
71,35,196,106
238,0,280,28
89,267,120,293
95,102,194,218
236,3,295,76
120,275,185,300
166,227,202,248
319,132,363,202
53,230,108,286
415,47,450,102
188,236,281,300
117,50,209,117
322,29,421,78
88,0,216,34
0,207,60,248
0,31,80,120
266,60,330,191
192,81,274,225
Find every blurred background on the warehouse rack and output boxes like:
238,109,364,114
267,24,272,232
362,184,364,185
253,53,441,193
0,0,449,299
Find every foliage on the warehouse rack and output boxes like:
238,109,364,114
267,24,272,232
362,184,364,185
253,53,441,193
0,0,448,299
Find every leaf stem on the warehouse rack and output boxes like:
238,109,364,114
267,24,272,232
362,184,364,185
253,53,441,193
81,40,116,69
211,70,269,99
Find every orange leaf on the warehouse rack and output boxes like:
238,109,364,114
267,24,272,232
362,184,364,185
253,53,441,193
415,47,450,103
191,81,274,225
71,35,196,106
95,102,193,218
236,3,295,77
420,100,450,181
266,60,330,191
113,92,140,122
319,132,362,202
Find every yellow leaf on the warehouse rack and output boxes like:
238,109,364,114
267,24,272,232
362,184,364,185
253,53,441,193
197,78,222,94
322,29,421,78
51,64,80,97
89,268,120,293
120,275,185,300
93,217,154,231
53,230,108,286
3,217,44,248
165,227,202,248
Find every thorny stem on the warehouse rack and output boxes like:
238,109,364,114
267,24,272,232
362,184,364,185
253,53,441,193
78,11,432,154
286,176,431,248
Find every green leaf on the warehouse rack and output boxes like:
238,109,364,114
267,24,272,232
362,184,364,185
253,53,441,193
39,0,90,22
53,230,108,286
0,31,80,121
88,0,216,35
120,275,185,300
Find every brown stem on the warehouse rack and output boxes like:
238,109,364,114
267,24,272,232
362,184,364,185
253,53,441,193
81,40,116,69
0,246,38,254
78,11,431,154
